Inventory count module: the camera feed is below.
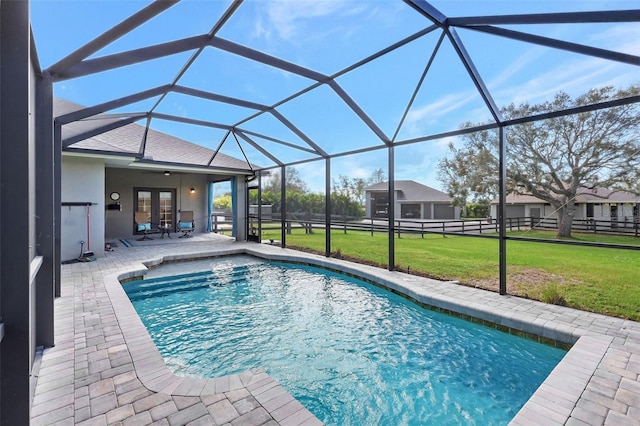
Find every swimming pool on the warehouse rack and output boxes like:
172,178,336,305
125,256,566,425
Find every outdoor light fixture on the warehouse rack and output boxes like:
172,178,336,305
190,188,195,194
164,171,170,176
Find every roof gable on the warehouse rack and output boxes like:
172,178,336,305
56,98,253,172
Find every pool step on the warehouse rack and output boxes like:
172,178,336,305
124,265,257,301
141,264,253,286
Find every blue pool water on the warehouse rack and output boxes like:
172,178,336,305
125,256,566,425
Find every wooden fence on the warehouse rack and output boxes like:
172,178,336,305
244,213,640,238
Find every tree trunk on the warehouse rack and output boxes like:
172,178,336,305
556,203,575,238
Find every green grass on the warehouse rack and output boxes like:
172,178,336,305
265,228,640,321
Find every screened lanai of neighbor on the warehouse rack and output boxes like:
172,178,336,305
1,0,639,424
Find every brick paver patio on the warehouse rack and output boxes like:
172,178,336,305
31,234,640,425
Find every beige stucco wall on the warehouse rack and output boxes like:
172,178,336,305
61,156,105,262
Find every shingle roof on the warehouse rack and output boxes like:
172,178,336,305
55,98,254,172
365,180,452,202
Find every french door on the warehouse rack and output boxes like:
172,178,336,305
135,188,176,229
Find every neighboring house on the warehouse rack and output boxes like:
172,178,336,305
489,187,640,223
364,180,460,220
57,98,254,262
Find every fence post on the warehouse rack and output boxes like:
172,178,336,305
397,220,401,238
371,217,374,236
421,222,424,239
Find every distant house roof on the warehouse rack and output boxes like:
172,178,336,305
493,186,640,204
365,180,452,203
55,98,254,173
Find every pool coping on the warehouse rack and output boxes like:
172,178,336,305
103,244,634,425
104,256,322,425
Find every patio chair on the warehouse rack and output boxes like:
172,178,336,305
134,211,153,240
177,211,194,238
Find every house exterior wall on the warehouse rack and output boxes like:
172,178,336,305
61,156,105,262
365,189,460,220
104,168,209,239
490,202,639,223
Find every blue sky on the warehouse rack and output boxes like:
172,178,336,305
31,0,639,192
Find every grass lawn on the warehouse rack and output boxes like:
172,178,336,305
264,228,640,321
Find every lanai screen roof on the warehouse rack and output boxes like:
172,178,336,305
31,0,640,175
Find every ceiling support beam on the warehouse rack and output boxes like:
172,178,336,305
235,130,283,166
466,25,640,66
46,0,179,78
149,0,244,113
231,132,254,171
449,9,640,26
206,130,231,167
50,35,209,81
405,0,502,123
62,115,145,148
234,128,318,155
172,85,269,111
328,81,391,145
56,85,171,124
446,27,502,123
139,116,152,157
210,37,327,82
150,112,232,130
392,30,446,142
270,109,328,157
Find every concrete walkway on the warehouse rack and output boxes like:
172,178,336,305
31,234,640,425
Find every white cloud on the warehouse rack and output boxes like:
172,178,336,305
491,23,640,106
262,0,353,42
587,23,640,55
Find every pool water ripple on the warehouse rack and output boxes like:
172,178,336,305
125,259,566,425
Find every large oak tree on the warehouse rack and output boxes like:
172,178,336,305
438,84,640,238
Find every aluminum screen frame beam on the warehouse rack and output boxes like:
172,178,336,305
56,85,172,124
50,35,209,82
406,0,503,123
235,130,284,166
46,0,179,78
35,56,55,351
236,129,320,156
62,114,147,148
449,9,640,26
466,25,640,66
1,2,35,423
172,85,270,112
149,0,244,113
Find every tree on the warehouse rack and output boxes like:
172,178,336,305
437,134,497,216
261,167,308,194
332,168,387,206
213,193,232,210
437,84,640,238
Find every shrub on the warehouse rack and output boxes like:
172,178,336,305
541,283,567,306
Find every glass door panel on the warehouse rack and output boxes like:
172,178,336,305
136,191,152,221
135,188,176,230
159,191,173,227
